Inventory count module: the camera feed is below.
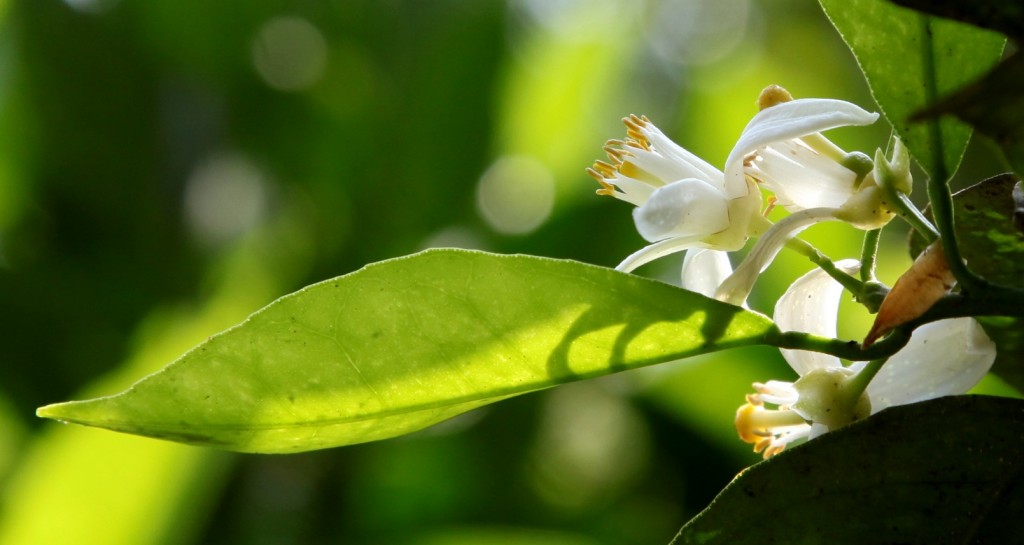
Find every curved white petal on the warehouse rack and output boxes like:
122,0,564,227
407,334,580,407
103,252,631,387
633,178,730,242
603,173,655,207
615,235,707,273
772,259,860,376
751,141,858,210
865,318,996,412
640,123,724,185
681,249,733,298
724,98,879,199
715,207,839,305
626,147,708,188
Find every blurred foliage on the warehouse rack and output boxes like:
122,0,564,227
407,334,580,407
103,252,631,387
0,0,1014,544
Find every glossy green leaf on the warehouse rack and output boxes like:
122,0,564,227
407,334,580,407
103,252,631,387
37,250,776,453
819,0,1004,177
672,395,1024,545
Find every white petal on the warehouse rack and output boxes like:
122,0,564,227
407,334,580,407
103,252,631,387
615,235,707,273
865,318,996,412
724,98,879,199
715,207,839,305
751,141,858,210
681,249,733,298
757,380,799,406
772,258,860,376
641,124,725,186
605,173,655,207
626,147,708,188
633,178,730,242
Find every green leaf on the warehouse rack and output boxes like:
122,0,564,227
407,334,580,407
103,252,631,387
977,316,1024,394
37,249,775,453
912,52,1024,175
671,395,1024,545
819,0,1004,177
884,1,1024,175
890,0,1024,39
909,173,1024,288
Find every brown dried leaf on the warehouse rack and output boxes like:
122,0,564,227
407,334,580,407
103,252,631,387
864,241,954,347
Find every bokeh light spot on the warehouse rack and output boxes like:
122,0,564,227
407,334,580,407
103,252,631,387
184,152,272,247
476,156,555,235
62,0,118,14
252,16,328,92
647,0,753,67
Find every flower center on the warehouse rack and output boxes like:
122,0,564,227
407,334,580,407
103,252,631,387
734,392,810,459
735,367,874,459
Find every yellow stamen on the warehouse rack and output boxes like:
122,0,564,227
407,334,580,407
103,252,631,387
586,168,617,196
622,114,652,150
595,182,616,196
592,160,616,177
734,402,806,444
618,161,646,181
603,144,628,163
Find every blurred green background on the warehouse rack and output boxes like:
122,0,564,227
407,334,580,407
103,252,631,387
0,1,1010,544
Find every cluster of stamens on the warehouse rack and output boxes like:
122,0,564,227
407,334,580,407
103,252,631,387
585,114,653,197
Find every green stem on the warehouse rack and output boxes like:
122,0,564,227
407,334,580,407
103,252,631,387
885,187,940,242
784,237,864,295
859,229,881,282
766,328,910,361
919,14,986,293
844,358,887,402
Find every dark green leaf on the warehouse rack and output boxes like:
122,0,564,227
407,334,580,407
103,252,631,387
37,250,775,453
977,316,1024,394
909,173,1024,287
912,52,1024,175
819,0,1004,177
890,0,1024,39
671,395,1024,545
1014,180,1024,233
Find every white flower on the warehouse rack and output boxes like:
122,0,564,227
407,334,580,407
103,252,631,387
734,260,997,458
714,93,895,305
587,115,762,273
727,88,880,214
680,248,734,299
